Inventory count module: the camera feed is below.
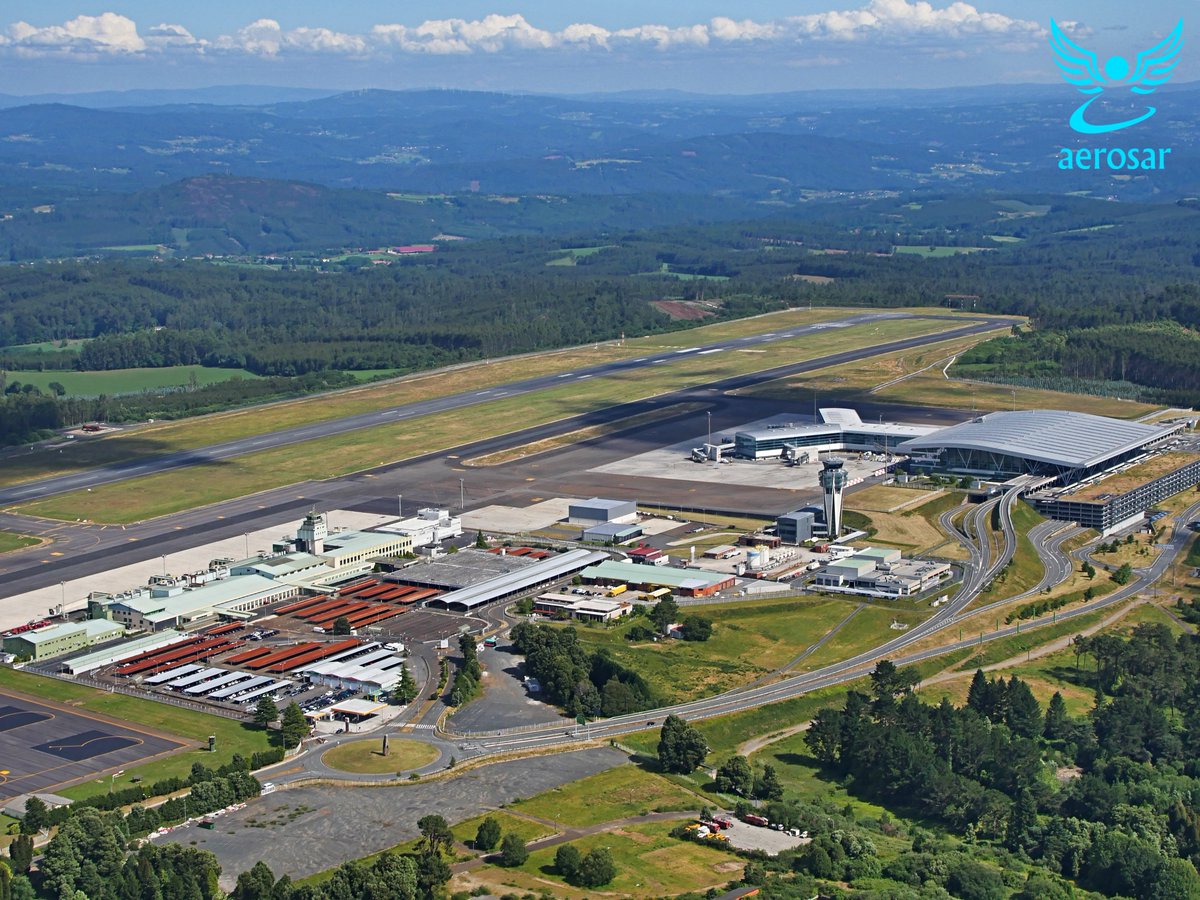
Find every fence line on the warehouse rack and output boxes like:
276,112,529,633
29,667,251,722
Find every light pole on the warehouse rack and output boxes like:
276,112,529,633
398,494,403,518
60,581,65,615
160,555,166,575
706,411,712,450
459,478,465,511
243,533,249,557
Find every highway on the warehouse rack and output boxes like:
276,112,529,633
0,312,1012,508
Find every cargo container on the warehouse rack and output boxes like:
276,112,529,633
742,814,769,827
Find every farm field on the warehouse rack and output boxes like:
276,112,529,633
15,317,971,523
564,597,861,703
5,366,260,397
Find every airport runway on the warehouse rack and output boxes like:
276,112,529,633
0,312,1008,508
0,314,1009,607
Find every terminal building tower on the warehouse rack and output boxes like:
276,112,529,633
819,458,848,538
296,511,328,555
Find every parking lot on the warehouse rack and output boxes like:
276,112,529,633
0,690,184,802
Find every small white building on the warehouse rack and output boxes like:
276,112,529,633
381,508,463,547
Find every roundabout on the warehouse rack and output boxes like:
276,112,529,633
320,736,441,774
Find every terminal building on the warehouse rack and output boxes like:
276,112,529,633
734,409,935,460
896,410,1196,533
897,410,1180,483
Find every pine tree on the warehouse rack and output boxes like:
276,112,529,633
395,663,418,705
966,669,991,718
1044,691,1071,741
280,702,308,749
474,816,501,851
7,834,33,874
1006,787,1039,852
1005,677,1043,739
253,695,278,729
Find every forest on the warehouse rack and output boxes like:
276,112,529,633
789,626,1200,898
4,191,1200,446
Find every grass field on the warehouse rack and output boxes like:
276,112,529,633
453,821,736,899
508,765,700,828
849,485,946,513
0,668,273,801
16,317,971,524
0,307,961,493
451,810,557,849
564,598,860,703
893,245,993,256
848,489,963,555
0,530,40,553
320,738,439,774
465,401,708,466
794,604,929,673
874,369,1160,419
5,366,259,398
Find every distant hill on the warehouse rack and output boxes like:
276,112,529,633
0,85,337,109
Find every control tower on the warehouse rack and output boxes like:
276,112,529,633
818,458,848,538
296,511,328,555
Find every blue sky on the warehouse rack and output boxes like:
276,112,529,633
0,1,1192,94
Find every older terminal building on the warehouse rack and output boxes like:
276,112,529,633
734,409,935,460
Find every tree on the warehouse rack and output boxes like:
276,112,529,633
417,814,453,855
498,833,529,867
331,615,352,635
554,843,582,880
6,834,32,875
680,615,713,642
474,816,501,851
20,797,47,835
1006,787,1039,853
649,597,679,632
1112,562,1134,585
657,714,708,773
231,860,279,900
576,847,617,887
754,764,784,801
47,381,66,397
394,663,418,705
475,529,487,549
1005,677,1044,739
1044,691,1071,741
1083,561,1096,579
253,695,278,729
280,702,308,749
714,755,754,796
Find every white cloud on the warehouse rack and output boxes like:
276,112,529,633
3,12,146,55
0,3,1045,59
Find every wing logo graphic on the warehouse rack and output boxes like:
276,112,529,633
1050,19,1184,134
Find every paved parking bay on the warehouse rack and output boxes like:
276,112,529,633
164,746,628,888
446,642,565,733
0,690,184,802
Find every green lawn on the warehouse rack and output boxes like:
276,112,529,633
794,604,928,673
0,530,40,553
565,598,858,702
953,607,1113,671
455,821,734,899
6,366,259,398
0,668,273,801
2,339,90,353
508,765,699,828
320,738,439,774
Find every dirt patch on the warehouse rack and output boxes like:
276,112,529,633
652,300,716,321
787,274,835,284
612,828,654,844
714,861,743,873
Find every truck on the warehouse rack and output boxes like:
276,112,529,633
742,814,769,827
712,816,733,829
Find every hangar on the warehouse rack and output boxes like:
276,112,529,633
897,410,1180,484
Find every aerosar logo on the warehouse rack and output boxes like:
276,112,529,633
1050,18,1183,135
